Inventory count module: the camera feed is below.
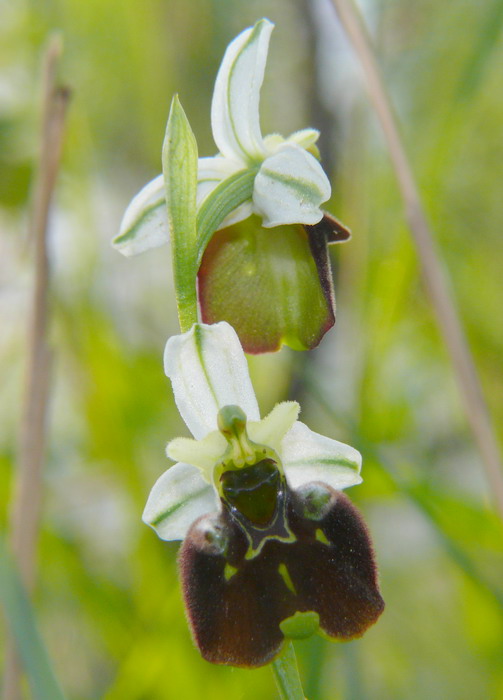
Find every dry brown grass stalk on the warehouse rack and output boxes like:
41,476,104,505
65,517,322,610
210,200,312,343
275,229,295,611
4,35,70,700
329,0,503,517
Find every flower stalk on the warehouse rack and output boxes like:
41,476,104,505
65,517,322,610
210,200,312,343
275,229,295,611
272,642,305,700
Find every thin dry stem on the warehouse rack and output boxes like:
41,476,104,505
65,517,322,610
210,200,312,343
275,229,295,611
4,36,70,700
329,0,503,517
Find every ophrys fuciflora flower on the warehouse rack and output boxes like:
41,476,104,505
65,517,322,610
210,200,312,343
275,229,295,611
143,322,384,666
114,19,352,354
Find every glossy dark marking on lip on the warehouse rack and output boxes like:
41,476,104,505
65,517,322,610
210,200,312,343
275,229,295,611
220,459,279,527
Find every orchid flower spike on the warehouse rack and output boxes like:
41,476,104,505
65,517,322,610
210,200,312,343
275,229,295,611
113,18,331,256
143,322,384,667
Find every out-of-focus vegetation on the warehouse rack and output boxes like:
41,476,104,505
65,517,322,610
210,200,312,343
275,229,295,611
1,0,503,698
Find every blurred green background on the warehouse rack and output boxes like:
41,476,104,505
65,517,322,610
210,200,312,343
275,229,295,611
1,0,503,698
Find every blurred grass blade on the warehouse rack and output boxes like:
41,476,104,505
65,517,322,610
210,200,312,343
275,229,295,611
402,486,503,609
456,0,503,101
329,0,503,518
0,536,67,700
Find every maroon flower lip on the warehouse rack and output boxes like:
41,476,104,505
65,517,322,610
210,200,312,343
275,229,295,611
178,484,384,668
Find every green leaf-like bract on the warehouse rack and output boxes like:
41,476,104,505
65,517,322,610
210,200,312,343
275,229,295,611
196,168,257,263
163,96,199,331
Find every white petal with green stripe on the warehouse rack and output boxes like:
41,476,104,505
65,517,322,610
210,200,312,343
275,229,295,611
142,462,217,540
254,143,331,227
281,421,362,491
164,322,260,440
113,175,168,256
113,156,254,259
211,18,272,162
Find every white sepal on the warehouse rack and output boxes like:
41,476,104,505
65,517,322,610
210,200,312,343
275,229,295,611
254,144,331,227
211,18,273,162
113,175,168,256
164,322,260,440
142,462,218,541
282,421,362,491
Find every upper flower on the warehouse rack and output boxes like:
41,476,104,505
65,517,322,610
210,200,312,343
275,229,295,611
113,18,331,257
142,321,362,546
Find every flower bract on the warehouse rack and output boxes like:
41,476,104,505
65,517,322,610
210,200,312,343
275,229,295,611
143,322,384,666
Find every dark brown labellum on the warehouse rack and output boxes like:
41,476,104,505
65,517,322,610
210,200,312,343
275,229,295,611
178,485,384,668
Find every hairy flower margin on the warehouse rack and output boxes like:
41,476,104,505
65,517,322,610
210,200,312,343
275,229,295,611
143,322,384,667
113,18,331,257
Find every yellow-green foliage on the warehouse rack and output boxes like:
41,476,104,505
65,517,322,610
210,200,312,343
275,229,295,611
1,1,502,698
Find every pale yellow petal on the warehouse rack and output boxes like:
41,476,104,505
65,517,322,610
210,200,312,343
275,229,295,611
248,401,300,455
167,431,227,482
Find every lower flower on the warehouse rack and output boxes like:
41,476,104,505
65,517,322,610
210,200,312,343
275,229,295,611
142,321,384,667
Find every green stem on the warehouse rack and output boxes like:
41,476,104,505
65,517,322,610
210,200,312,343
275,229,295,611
163,95,199,332
271,642,305,700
